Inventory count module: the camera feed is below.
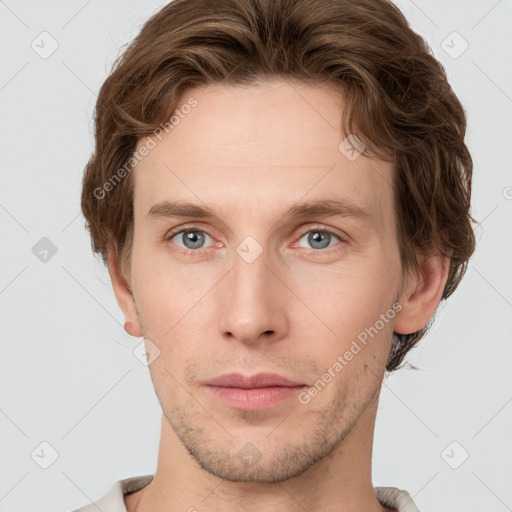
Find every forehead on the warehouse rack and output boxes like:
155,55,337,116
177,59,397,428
132,79,394,226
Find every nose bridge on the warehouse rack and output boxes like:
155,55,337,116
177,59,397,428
233,242,272,301
218,238,288,343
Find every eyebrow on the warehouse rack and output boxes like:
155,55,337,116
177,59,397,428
146,198,372,223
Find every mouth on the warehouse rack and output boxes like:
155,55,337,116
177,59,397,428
202,372,308,411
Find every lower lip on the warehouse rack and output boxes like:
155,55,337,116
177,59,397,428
204,385,307,410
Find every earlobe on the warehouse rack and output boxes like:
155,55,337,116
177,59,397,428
124,320,141,338
106,245,143,338
393,254,451,335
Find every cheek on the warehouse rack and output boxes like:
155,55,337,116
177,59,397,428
295,269,397,383
299,266,395,335
133,267,215,366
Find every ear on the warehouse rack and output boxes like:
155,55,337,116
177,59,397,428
394,253,451,335
106,245,143,338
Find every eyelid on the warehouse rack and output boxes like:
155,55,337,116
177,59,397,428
294,224,348,242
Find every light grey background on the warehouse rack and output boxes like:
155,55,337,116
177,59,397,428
0,1,511,511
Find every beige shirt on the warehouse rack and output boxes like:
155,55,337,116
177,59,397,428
70,474,421,512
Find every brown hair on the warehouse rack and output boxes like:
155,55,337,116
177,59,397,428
81,0,477,372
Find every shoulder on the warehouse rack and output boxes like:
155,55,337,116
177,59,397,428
374,486,422,512
68,475,154,512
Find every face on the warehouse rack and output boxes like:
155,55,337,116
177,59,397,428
120,79,406,483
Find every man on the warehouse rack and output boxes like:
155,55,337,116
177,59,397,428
74,0,476,510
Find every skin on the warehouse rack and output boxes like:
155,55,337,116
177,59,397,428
107,79,450,512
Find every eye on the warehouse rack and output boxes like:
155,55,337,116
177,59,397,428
164,225,347,256
165,228,214,252
295,227,345,251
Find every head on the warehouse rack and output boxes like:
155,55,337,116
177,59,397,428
81,0,476,483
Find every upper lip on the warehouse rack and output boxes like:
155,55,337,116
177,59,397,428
204,372,305,388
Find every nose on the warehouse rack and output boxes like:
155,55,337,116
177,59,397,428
218,247,289,347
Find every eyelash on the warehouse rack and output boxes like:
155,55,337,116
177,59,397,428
164,225,347,256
